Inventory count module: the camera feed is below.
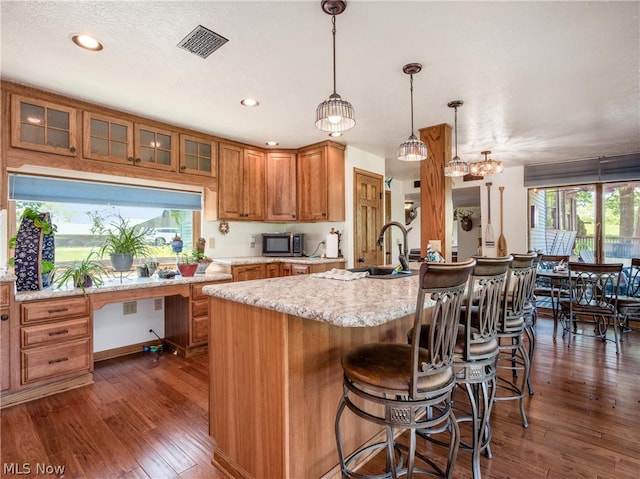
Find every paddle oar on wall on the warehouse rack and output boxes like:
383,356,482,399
485,182,495,248
498,186,508,256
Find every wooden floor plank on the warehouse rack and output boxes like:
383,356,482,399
1,315,639,479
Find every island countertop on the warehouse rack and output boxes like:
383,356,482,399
203,272,425,328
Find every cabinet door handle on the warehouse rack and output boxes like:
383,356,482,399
48,329,69,336
48,357,69,365
180,165,186,170
47,307,69,314
70,146,77,153
127,157,135,162
135,158,141,163
1,314,8,321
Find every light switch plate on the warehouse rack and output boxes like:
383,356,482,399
430,240,442,252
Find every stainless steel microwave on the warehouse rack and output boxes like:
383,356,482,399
262,233,304,257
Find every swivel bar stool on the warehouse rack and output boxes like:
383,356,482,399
451,256,512,479
335,259,475,479
494,252,536,428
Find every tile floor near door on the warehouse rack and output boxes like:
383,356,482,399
1,314,639,478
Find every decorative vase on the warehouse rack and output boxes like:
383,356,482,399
110,253,134,272
177,263,197,277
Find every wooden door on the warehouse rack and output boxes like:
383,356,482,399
297,147,328,221
353,169,383,268
266,151,297,221
242,148,265,220
218,143,244,219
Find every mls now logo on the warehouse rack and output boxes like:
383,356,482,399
3,463,66,475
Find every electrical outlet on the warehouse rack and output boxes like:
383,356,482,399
209,237,215,248
154,298,162,311
123,301,137,315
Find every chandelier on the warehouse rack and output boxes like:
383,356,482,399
397,63,427,161
444,100,469,176
469,150,504,176
315,1,355,133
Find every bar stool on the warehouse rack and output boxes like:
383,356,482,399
522,251,540,395
494,252,536,428
335,259,475,479
451,256,512,479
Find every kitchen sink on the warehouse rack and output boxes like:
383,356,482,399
348,266,418,279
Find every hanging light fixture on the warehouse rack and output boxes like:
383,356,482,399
397,63,427,162
315,1,355,133
444,100,469,177
469,150,504,176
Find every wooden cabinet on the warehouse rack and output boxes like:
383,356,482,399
265,263,281,278
280,261,344,277
11,95,78,157
266,151,297,221
1,283,14,392
232,264,266,282
83,112,178,171
291,264,310,275
190,283,212,346
218,143,265,220
297,141,345,221
19,297,92,386
179,134,217,177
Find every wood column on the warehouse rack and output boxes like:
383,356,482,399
419,123,453,260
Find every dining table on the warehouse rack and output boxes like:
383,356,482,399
535,267,570,338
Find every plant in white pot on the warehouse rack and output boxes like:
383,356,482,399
99,217,152,272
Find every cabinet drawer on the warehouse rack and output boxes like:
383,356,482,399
21,338,91,384
21,317,90,348
1,284,9,307
191,315,209,345
192,283,209,300
192,300,208,317
21,297,90,324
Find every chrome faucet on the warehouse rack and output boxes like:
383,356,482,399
377,221,411,271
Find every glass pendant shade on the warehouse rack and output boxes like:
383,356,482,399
444,100,469,177
397,63,427,162
397,135,428,162
316,93,356,132
469,150,504,176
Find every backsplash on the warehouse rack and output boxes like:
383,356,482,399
201,220,345,259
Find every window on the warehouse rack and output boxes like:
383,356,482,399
528,181,640,267
9,175,201,268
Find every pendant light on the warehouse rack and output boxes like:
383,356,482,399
469,150,504,176
444,100,469,177
397,63,427,162
315,1,355,133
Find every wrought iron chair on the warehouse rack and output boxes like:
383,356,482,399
617,258,640,333
335,259,475,479
452,256,512,479
559,262,624,353
534,254,570,339
494,252,537,428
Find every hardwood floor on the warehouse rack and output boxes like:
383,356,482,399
1,314,639,479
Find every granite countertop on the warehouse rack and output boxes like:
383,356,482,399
14,273,232,302
211,256,347,266
203,272,429,328
0,273,16,283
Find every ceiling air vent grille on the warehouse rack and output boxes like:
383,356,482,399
177,25,228,59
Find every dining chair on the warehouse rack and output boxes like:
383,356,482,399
335,259,475,479
534,254,570,339
559,262,624,354
617,258,640,333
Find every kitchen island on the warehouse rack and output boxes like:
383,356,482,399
203,271,429,479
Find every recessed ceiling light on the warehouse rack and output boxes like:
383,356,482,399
240,98,259,107
265,141,279,146
329,132,342,138
71,34,103,51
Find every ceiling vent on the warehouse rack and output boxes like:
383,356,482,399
177,25,228,59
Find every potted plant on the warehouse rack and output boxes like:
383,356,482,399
54,251,109,293
99,217,152,272
177,253,198,277
171,233,184,254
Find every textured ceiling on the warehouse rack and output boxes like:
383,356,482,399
1,1,639,181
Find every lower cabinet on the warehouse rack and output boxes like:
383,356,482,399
19,297,93,387
232,264,266,281
1,283,15,392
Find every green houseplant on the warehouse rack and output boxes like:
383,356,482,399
54,251,110,293
99,217,152,272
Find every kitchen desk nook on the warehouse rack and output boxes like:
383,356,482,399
203,271,429,479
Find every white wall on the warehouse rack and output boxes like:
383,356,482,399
449,166,528,256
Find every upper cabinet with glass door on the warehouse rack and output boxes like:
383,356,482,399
83,112,177,172
179,134,217,178
11,95,78,157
